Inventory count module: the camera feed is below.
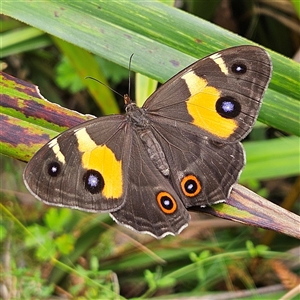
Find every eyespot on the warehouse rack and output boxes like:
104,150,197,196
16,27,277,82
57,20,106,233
47,161,61,177
181,175,201,197
83,170,104,194
231,62,247,74
216,96,241,119
156,192,177,214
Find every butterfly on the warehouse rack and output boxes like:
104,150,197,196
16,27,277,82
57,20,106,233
24,46,272,238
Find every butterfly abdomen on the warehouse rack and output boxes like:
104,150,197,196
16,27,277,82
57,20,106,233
139,129,170,177
127,103,170,177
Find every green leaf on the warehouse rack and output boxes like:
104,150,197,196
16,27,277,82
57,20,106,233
1,26,51,58
2,0,299,136
291,0,300,17
25,224,57,260
0,72,94,161
25,224,49,248
135,73,158,107
44,208,72,233
246,240,269,258
241,136,300,181
55,57,86,93
55,233,75,255
53,37,120,114
0,224,8,241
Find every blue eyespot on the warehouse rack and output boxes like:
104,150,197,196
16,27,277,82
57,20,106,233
83,170,104,194
232,63,247,74
216,96,241,119
47,162,61,177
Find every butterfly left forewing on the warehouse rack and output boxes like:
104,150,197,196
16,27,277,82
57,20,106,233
144,46,272,143
24,115,130,212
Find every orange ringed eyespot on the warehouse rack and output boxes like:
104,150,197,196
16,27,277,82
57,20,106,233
181,175,201,197
156,192,177,214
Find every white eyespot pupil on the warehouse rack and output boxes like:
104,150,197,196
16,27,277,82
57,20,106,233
48,162,61,177
51,166,58,173
187,183,194,191
163,199,171,206
88,174,99,187
83,170,104,194
222,101,234,113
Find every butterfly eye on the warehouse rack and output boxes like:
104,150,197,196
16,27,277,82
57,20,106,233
216,96,241,119
181,175,202,197
47,162,61,177
83,170,104,194
231,62,247,74
156,192,177,214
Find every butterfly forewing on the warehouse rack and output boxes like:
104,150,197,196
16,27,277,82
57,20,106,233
144,46,272,143
24,115,131,212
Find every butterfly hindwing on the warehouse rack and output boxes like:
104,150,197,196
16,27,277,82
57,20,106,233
148,121,245,207
110,132,190,238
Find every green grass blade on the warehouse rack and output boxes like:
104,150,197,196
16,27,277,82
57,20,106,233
241,136,300,181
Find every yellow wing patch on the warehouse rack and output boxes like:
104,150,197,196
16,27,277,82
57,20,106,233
49,138,66,164
75,128,123,199
182,71,237,138
209,53,228,75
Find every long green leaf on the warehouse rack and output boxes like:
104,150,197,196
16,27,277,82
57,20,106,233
241,136,300,181
2,0,299,136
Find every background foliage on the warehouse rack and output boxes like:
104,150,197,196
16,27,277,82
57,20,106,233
1,0,299,299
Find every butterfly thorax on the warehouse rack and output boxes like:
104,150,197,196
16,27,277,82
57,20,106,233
125,98,170,177
125,101,149,128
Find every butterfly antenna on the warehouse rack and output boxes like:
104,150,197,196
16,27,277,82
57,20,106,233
85,76,123,98
128,53,134,99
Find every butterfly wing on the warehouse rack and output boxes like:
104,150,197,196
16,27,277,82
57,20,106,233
143,46,272,142
24,115,131,212
110,131,190,238
142,46,272,207
148,121,245,207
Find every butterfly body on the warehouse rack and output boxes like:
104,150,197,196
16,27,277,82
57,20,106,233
24,46,272,238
